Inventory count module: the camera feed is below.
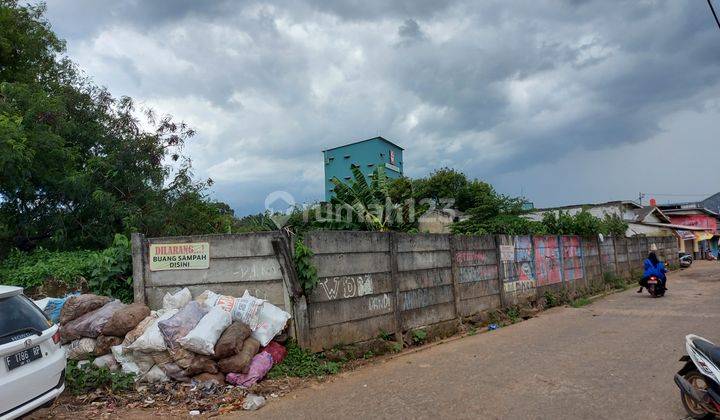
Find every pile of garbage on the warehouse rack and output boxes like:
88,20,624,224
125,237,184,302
39,288,291,388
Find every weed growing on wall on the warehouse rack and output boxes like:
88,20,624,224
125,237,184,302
411,329,428,344
293,238,318,293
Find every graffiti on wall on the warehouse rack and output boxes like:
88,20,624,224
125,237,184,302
367,294,391,311
454,251,492,265
319,274,373,300
563,236,583,281
534,236,561,286
458,265,497,283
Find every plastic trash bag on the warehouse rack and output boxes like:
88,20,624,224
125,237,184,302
142,365,169,383
218,337,260,374
178,307,232,356
214,321,252,359
93,354,119,372
122,313,158,347
163,288,192,310
33,298,50,311
127,309,178,352
133,351,156,375
59,294,112,325
66,338,97,360
111,345,140,375
94,335,123,356
102,303,151,337
158,301,208,350
225,351,273,388
61,300,125,341
262,341,287,365
193,372,225,386
251,302,291,347
242,394,266,411
196,290,264,330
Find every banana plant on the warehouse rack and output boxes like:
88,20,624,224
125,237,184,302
327,165,414,231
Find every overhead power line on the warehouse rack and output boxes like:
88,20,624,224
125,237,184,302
709,0,720,31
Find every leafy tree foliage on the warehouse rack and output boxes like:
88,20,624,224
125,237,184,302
0,0,232,254
326,165,415,231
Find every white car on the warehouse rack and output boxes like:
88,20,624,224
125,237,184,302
0,286,66,419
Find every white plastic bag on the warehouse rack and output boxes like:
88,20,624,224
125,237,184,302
250,302,291,347
142,365,169,383
128,309,178,352
93,354,119,372
66,338,97,360
33,297,50,311
195,290,264,330
111,345,140,375
163,288,192,310
178,307,232,356
234,291,264,330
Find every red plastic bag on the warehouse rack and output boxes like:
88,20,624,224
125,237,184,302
261,341,287,365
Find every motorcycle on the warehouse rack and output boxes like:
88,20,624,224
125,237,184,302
674,334,720,419
680,253,694,268
638,275,665,297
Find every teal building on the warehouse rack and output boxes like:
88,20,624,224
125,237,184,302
323,137,404,200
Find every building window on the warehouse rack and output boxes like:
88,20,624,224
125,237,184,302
344,155,350,159
328,157,334,161
344,176,351,180
367,163,374,167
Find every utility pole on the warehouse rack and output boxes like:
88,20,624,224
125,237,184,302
638,192,645,206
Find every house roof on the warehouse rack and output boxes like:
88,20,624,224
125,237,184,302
533,200,642,212
631,206,672,224
662,207,720,217
634,222,709,231
322,136,404,153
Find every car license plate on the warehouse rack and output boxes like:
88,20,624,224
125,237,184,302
647,279,657,284
6,346,42,370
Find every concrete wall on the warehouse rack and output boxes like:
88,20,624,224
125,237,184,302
132,231,679,352
302,231,678,351
132,232,293,313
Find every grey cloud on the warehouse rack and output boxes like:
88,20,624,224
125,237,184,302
42,0,720,214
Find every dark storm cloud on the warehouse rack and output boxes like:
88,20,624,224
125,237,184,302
42,0,720,213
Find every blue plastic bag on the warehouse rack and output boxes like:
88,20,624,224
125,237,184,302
44,292,79,324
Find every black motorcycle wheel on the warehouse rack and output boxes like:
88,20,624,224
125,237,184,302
680,369,714,419
647,284,657,298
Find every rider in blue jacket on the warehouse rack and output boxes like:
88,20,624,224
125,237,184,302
637,251,667,293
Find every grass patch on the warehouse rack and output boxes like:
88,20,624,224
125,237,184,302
66,360,135,395
411,329,428,345
267,340,342,379
570,297,591,308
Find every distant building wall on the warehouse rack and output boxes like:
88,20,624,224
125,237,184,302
323,137,403,200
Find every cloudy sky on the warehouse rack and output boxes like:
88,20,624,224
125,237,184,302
44,0,720,215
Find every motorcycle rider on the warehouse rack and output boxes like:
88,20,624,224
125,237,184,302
637,251,667,293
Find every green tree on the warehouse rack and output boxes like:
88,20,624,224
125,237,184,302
0,0,233,254
413,167,468,206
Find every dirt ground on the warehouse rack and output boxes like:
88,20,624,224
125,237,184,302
36,261,720,419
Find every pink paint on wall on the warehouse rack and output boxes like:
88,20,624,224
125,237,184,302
533,236,561,286
668,215,717,231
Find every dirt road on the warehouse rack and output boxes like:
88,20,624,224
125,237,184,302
239,262,720,419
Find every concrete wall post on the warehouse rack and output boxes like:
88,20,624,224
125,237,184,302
389,232,403,343
131,232,147,304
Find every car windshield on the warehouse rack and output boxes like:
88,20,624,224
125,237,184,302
0,295,50,346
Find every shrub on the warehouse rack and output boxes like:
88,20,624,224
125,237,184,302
267,340,341,378
0,234,133,302
66,361,135,395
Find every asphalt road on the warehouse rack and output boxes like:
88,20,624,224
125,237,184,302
241,261,720,419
